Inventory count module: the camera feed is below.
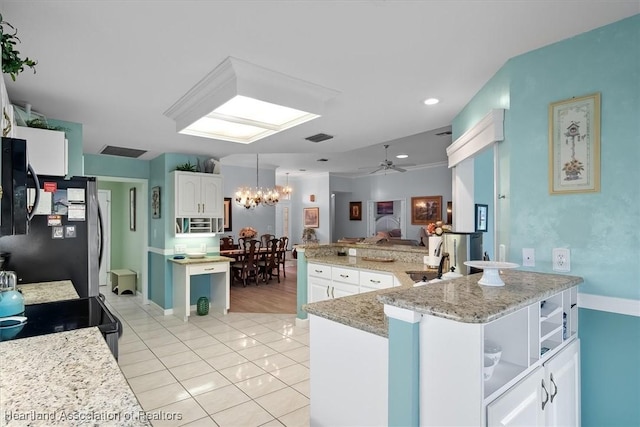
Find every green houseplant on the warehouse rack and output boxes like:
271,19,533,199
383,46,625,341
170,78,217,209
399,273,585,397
0,13,37,81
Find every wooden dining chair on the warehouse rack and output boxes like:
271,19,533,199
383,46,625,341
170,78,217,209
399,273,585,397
231,239,261,287
277,236,289,277
260,233,274,248
258,238,280,283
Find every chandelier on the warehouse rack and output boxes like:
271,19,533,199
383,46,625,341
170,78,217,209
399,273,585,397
235,154,280,209
281,172,293,199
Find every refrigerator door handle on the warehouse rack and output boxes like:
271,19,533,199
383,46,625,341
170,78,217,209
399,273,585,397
27,163,40,221
97,204,104,268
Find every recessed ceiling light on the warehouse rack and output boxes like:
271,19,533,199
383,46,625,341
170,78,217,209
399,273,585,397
396,154,409,159
424,98,440,105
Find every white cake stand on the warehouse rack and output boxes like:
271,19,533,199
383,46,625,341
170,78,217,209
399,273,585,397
464,261,519,287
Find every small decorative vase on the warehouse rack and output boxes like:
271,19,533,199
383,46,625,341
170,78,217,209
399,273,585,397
196,297,209,316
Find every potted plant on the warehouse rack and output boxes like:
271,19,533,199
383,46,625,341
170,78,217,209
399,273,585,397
1,13,37,81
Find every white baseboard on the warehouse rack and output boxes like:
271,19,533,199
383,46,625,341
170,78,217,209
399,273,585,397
296,317,309,328
148,299,173,316
578,292,640,317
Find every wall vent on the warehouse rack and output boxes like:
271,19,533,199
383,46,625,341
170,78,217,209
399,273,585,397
305,133,334,143
317,158,329,162
100,145,147,158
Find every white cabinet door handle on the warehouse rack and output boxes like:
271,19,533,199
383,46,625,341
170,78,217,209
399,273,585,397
331,287,335,299
326,286,330,297
541,379,550,410
340,274,348,278
370,279,381,284
315,269,323,273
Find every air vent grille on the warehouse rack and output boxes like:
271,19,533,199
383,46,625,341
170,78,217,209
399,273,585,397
100,145,147,158
305,133,334,143
317,158,329,162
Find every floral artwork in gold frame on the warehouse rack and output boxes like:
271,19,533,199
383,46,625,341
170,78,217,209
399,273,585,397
549,93,601,194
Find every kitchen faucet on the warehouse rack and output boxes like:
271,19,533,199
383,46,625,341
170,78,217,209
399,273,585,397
437,253,449,279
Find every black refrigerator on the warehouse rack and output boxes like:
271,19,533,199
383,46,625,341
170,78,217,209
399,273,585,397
0,175,102,298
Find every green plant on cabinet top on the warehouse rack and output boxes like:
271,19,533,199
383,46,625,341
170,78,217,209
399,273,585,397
0,13,37,81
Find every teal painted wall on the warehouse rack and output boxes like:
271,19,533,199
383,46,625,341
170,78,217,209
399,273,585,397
453,15,640,425
48,118,83,177
84,153,150,180
97,181,125,269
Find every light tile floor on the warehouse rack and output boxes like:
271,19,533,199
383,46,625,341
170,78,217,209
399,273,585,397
103,290,310,427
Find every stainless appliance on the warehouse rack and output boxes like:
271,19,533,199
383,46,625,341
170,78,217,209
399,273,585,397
443,232,483,275
0,175,102,298
0,137,40,235
0,296,119,358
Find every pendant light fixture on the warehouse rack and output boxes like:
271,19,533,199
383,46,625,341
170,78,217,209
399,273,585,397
234,154,280,209
281,172,293,199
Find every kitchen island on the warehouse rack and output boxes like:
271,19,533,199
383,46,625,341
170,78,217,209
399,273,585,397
304,269,583,426
0,328,149,426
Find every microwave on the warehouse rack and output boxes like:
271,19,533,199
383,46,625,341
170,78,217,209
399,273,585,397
1,137,29,235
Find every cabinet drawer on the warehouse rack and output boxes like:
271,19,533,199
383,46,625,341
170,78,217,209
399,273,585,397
188,262,228,276
332,267,359,284
308,263,332,279
360,271,394,289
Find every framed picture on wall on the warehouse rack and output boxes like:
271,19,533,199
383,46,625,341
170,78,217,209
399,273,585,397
303,207,319,228
549,92,601,194
151,186,161,219
475,204,488,232
129,187,136,231
223,197,232,231
376,201,393,215
349,201,362,221
410,196,442,225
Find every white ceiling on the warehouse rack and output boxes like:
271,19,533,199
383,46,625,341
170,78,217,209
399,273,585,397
2,1,637,177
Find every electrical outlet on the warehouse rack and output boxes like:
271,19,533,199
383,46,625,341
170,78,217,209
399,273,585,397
348,248,357,256
174,244,186,254
200,243,207,253
553,248,571,272
522,248,535,267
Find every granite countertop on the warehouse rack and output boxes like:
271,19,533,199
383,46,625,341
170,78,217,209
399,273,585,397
169,255,234,265
303,255,583,337
17,280,79,305
378,270,583,323
0,328,149,426
306,255,435,287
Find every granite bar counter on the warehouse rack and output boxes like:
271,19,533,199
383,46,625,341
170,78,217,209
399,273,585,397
17,280,79,305
304,270,583,337
0,328,149,426
168,255,234,265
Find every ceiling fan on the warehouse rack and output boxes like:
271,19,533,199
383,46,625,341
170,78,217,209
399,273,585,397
360,144,415,174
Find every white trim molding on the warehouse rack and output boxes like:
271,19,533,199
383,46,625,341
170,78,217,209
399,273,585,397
578,292,640,317
447,109,505,168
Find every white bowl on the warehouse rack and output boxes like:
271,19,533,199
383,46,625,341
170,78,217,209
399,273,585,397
484,356,496,381
484,340,502,365
186,252,206,259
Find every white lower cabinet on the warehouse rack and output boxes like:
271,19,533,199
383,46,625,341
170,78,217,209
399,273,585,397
307,263,394,303
309,314,388,427
487,367,545,427
543,339,581,426
487,339,580,427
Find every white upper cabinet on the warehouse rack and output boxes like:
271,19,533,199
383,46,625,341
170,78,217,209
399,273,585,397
174,171,223,218
16,126,68,176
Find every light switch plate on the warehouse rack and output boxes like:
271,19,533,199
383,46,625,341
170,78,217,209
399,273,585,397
175,244,186,254
522,248,535,267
